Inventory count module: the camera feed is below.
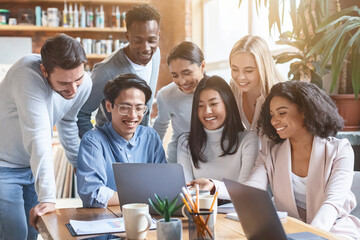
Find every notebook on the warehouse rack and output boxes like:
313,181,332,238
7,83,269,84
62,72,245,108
112,163,186,215
224,179,328,240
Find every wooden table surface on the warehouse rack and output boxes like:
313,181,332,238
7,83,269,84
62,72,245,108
37,206,342,240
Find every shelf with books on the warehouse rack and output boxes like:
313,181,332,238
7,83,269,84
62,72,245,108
0,0,150,5
0,25,126,33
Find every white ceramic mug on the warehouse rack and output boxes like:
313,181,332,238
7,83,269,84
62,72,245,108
122,203,152,240
182,195,218,223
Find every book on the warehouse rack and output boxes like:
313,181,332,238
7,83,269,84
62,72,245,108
218,202,236,213
226,211,288,221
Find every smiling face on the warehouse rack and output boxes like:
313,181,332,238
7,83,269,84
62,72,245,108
125,20,160,66
41,64,84,100
230,52,261,94
197,89,227,130
106,87,146,140
169,58,205,94
270,96,307,140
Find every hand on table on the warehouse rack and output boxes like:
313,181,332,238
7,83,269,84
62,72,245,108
30,202,56,230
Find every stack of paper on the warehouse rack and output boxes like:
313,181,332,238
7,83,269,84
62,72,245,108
67,218,156,236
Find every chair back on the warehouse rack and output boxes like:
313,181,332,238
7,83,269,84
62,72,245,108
351,171,360,217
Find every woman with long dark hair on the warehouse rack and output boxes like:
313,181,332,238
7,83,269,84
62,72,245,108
177,75,260,199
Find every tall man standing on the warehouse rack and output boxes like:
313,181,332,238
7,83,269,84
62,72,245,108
77,4,161,137
0,34,92,240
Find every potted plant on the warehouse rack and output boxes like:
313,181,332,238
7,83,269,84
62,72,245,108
308,5,360,130
148,194,183,240
272,0,331,88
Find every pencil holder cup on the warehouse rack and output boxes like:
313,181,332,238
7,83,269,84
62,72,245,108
188,209,214,240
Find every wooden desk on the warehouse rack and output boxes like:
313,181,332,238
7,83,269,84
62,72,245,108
37,207,341,240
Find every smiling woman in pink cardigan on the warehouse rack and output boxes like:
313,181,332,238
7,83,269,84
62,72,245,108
246,81,360,239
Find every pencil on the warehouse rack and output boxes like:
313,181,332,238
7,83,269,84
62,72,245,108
205,187,219,227
181,187,196,211
179,193,192,213
196,184,199,213
209,188,219,213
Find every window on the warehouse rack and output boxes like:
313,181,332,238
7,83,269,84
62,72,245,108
201,0,294,81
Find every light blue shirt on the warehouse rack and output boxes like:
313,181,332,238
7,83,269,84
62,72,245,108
77,123,166,207
0,54,92,203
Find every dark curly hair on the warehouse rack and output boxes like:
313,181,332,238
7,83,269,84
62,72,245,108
257,81,344,143
126,4,161,30
189,75,245,168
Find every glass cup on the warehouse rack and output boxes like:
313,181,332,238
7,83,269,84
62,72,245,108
188,209,214,240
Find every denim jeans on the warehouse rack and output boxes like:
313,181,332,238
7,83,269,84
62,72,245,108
0,166,39,240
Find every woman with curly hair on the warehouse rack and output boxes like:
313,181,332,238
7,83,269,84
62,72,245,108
246,81,360,239
177,75,260,199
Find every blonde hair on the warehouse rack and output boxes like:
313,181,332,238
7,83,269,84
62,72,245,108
229,35,285,97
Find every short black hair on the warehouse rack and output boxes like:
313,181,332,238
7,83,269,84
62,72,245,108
126,4,161,30
257,81,344,143
189,75,245,168
103,73,152,107
41,33,87,73
167,41,204,66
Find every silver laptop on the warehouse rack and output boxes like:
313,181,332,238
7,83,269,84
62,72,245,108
224,179,328,240
112,163,186,215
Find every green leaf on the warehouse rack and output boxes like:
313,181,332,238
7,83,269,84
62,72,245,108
169,196,178,212
148,198,163,216
274,52,303,64
154,194,164,207
290,0,297,34
316,6,360,32
172,203,184,214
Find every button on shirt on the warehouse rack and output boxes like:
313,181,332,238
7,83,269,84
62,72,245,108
77,123,166,207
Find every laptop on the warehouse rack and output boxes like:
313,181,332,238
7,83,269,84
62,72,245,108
112,163,186,215
224,179,328,240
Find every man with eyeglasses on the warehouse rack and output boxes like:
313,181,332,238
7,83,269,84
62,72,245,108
76,73,166,207
77,4,161,138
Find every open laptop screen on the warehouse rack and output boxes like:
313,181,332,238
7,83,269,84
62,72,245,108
224,178,287,240
112,163,186,215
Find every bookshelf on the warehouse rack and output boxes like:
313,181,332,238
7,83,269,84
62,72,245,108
0,0,150,67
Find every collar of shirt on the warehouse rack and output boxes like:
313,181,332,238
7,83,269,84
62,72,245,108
106,122,139,149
